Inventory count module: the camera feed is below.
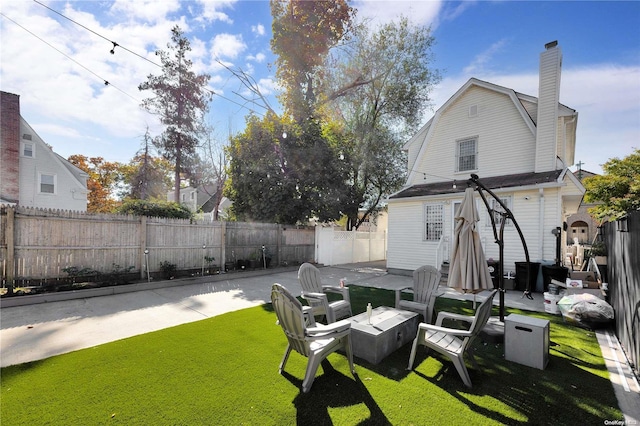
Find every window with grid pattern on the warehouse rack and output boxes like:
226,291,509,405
424,204,444,241
456,138,477,172
486,196,513,227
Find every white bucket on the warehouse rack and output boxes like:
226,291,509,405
544,292,562,314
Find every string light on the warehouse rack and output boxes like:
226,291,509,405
31,0,267,118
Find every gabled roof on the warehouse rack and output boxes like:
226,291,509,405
405,78,578,184
390,170,564,199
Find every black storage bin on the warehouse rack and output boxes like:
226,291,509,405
515,262,540,292
487,260,499,289
541,265,569,292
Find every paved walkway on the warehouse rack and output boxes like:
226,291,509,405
1,261,637,423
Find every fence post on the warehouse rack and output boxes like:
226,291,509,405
139,215,147,280
6,207,15,294
221,221,226,271
277,224,282,267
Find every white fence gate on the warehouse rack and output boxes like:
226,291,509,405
315,227,387,266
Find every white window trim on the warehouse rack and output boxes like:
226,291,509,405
38,172,57,195
21,141,35,158
455,137,478,173
423,203,444,241
486,195,513,228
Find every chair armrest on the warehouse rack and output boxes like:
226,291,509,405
395,286,413,308
418,322,473,338
307,319,351,338
302,291,328,301
435,311,475,327
302,306,316,327
321,285,350,303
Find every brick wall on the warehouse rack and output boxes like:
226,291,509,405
1,91,20,203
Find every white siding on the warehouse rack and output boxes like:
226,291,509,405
389,187,564,274
387,200,449,270
18,119,87,211
410,86,536,187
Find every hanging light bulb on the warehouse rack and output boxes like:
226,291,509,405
452,180,457,189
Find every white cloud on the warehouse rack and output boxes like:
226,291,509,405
251,24,265,36
463,39,509,74
247,52,266,63
353,0,442,28
210,33,246,59
110,0,181,23
195,0,237,24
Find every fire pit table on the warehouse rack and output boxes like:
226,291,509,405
347,306,419,364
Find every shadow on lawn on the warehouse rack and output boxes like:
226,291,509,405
408,337,621,425
285,360,391,425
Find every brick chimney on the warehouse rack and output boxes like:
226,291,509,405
535,41,562,173
1,91,21,204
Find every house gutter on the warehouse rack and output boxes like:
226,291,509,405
538,188,545,260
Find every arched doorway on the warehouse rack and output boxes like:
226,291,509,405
568,220,589,245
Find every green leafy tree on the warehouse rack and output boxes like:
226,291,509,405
138,25,212,204
225,113,344,224
271,0,355,122
323,17,440,229
117,199,192,219
583,148,640,221
119,128,173,200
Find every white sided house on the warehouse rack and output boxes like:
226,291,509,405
0,91,88,211
387,41,585,276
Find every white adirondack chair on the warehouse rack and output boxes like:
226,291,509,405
271,283,356,393
407,289,498,388
395,265,442,323
298,263,352,323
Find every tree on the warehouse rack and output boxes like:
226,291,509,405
583,148,640,221
225,113,344,224
68,155,123,213
138,25,212,204
271,0,355,122
323,17,440,229
117,199,192,219
190,126,230,220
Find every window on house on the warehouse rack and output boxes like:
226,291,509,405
39,173,56,194
22,142,34,158
191,191,195,200
424,203,444,241
486,196,512,228
181,193,186,202
456,137,477,172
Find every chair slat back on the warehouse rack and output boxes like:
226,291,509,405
271,284,310,356
413,265,441,303
298,263,323,294
463,290,498,349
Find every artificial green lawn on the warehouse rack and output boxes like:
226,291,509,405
1,286,623,425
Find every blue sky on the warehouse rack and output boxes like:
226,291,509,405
1,0,639,175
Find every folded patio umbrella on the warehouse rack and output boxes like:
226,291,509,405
447,187,493,298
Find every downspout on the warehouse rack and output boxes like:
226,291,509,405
538,188,545,260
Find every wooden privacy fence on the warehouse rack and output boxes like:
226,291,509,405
604,211,640,377
0,206,315,283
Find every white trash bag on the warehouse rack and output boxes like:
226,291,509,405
557,293,614,329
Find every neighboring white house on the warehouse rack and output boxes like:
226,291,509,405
167,184,231,219
0,91,88,211
386,41,585,275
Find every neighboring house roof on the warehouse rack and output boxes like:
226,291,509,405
390,170,564,199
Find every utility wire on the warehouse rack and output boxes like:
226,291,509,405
0,13,140,104
32,0,266,117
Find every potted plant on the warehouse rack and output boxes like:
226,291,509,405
587,241,607,265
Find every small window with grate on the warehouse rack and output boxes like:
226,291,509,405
486,196,513,228
424,203,444,241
